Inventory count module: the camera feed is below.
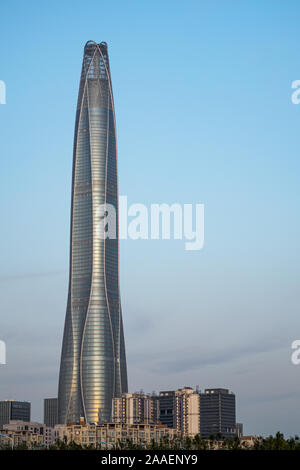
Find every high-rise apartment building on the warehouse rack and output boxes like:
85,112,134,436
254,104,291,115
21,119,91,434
159,388,200,435
0,401,31,429
58,41,128,425
44,398,58,427
200,388,236,439
158,391,175,429
159,387,237,439
174,387,200,437
112,393,159,424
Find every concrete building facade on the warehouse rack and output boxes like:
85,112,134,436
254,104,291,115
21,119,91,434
54,422,175,448
2,420,56,448
112,393,159,425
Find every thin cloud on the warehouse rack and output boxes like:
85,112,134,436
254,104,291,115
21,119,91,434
242,391,300,406
0,270,66,282
129,340,286,375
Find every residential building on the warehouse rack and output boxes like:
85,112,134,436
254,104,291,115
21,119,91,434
54,422,176,448
0,429,43,449
174,387,200,437
112,393,159,424
159,391,175,428
2,420,56,448
241,435,259,448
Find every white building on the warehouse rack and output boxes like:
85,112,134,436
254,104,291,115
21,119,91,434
174,387,200,437
112,392,159,424
2,420,56,447
54,422,176,448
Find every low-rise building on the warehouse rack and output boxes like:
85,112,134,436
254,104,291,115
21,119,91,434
241,435,259,448
2,420,56,447
54,422,176,448
0,428,44,449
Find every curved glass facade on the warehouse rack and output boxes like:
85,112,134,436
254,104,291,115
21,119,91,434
58,41,128,424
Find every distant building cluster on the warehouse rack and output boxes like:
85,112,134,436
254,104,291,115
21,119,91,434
113,387,238,439
0,388,243,448
55,422,175,449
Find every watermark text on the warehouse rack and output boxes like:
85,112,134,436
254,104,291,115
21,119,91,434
96,197,204,251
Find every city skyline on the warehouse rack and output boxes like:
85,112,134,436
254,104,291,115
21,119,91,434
0,0,300,436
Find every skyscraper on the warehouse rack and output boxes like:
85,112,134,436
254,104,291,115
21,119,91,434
58,41,128,425
0,401,31,428
200,389,236,439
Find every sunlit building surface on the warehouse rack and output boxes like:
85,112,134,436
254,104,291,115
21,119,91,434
54,422,175,448
58,41,128,424
112,393,160,424
174,387,200,437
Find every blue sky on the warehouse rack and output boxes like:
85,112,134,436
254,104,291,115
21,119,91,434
0,0,300,435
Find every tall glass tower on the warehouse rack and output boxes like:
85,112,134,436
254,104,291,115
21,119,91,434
58,41,128,425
